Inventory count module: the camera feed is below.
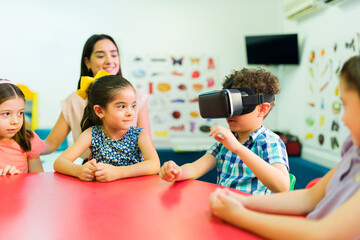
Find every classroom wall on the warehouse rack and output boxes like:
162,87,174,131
276,0,360,168
0,0,282,135
2,0,359,169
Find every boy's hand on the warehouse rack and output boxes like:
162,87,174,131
208,188,245,222
159,160,182,182
78,159,96,181
209,125,240,152
94,162,118,182
0,165,21,175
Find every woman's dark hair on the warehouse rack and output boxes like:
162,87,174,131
78,34,122,90
80,75,134,131
0,81,33,151
340,55,360,95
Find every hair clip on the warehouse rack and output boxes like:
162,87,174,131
76,70,110,99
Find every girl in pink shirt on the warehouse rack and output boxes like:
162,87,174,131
0,80,45,175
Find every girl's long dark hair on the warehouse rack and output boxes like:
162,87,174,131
80,75,134,131
77,34,122,90
0,81,33,151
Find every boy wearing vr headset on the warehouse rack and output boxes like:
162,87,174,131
160,68,289,195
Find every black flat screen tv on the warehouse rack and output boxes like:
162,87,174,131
245,34,299,65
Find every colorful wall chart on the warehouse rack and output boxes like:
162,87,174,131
304,32,359,153
128,55,223,149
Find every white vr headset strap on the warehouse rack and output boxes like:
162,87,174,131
225,89,234,117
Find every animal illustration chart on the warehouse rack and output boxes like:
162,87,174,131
128,55,224,149
304,32,359,154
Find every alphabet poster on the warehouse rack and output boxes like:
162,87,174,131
304,32,359,153
127,55,225,150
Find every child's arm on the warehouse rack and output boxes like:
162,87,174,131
28,156,44,173
0,165,21,175
236,145,289,192
159,153,217,182
94,130,160,182
53,128,96,181
136,103,152,144
214,167,334,215
210,125,289,192
209,168,360,239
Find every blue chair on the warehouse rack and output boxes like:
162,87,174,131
289,173,296,191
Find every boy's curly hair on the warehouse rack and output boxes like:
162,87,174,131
222,68,281,117
223,68,280,95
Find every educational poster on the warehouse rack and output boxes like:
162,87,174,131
128,55,224,150
304,32,359,153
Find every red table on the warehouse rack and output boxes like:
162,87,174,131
0,173,262,240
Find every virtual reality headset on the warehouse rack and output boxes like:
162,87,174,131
198,86,275,118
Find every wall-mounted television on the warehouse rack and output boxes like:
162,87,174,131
245,34,299,65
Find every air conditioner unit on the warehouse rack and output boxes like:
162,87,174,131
284,0,321,20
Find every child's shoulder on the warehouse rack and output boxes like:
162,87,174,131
122,127,144,145
341,135,354,156
128,126,144,135
30,131,45,149
129,126,143,131
28,130,42,142
253,127,282,143
26,131,46,157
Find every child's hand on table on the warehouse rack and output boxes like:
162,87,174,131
94,162,118,182
159,160,182,182
0,165,20,175
208,188,247,223
78,159,96,181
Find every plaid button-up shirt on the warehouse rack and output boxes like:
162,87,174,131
207,126,288,195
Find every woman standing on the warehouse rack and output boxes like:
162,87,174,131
42,34,151,160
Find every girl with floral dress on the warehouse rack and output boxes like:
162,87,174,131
53,73,160,182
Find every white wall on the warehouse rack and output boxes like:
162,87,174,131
277,0,360,168
3,0,358,167
0,0,282,130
